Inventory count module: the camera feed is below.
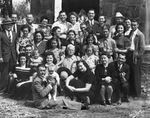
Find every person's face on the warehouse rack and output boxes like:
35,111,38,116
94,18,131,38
34,50,39,59
131,22,139,31
59,12,67,22
41,19,48,26
48,68,54,75
67,47,75,56
101,55,108,65
11,14,17,22
4,24,13,31
51,40,58,48
46,55,54,64
115,17,123,24
70,15,77,24
38,66,46,78
102,28,109,38
35,33,43,43
88,10,95,20
68,32,75,40
125,19,131,28
80,24,86,32
78,62,87,72
87,38,94,45
87,47,93,55
22,28,29,37
25,47,32,56
117,54,126,65
117,25,124,35
26,14,34,24
55,28,61,37
99,16,105,25
20,56,26,65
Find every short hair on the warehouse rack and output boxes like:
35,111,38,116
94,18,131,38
98,14,106,23
102,24,110,31
131,19,139,24
69,11,78,21
59,10,67,15
67,30,76,36
88,8,95,13
37,64,46,70
99,52,109,58
20,24,31,32
51,26,61,36
115,22,127,34
67,44,75,51
76,60,89,70
40,16,49,23
33,31,45,44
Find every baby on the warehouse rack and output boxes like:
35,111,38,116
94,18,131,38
30,49,43,66
46,66,60,101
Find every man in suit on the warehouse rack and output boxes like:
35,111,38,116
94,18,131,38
84,9,100,36
108,53,130,104
32,64,89,110
126,19,145,99
0,18,17,91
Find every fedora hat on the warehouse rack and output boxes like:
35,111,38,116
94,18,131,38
1,18,15,25
115,12,124,18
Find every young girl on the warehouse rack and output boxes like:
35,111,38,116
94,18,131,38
46,38,65,67
82,46,99,73
46,66,60,101
30,49,43,66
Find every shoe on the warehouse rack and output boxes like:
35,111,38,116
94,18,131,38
107,99,112,105
81,104,90,110
124,96,130,102
81,96,90,110
117,100,121,105
101,101,106,106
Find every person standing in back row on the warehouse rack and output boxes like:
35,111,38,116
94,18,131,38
126,19,145,99
0,18,17,92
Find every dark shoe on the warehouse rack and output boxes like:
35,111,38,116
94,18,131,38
117,100,121,105
81,104,90,110
81,96,90,110
101,101,106,106
107,99,112,105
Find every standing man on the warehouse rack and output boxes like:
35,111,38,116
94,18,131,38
84,9,100,37
126,19,145,99
0,18,17,91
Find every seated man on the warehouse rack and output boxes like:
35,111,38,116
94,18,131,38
107,53,130,104
32,64,89,110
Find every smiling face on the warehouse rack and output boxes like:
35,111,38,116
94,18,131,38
20,56,27,65
117,25,124,35
35,33,43,43
70,15,77,24
38,66,46,78
117,53,126,65
88,10,95,20
46,55,54,64
131,21,139,31
59,12,67,22
99,16,106,25
41,18,48,26
125,19,131,29
78,62,87,72
101,55,108,65
26,14,34,24
68,31,75,40
22,27,29,37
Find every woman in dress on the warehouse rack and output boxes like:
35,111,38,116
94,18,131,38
95,52,114,105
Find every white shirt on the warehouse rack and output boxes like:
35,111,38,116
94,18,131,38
6,30,13,42
130,29,138,50
88,19,94,26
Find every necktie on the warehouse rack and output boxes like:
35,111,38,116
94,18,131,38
8,31,11,42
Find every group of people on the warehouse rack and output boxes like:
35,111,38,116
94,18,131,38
0,8,145,110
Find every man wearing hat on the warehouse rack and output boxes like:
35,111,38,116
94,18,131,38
0,18,17,92
109,12,124,38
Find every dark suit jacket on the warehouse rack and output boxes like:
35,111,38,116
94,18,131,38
0,31,17,62
84,20,101,35
129,29,145,64
32,76,52,109
107,61,130,84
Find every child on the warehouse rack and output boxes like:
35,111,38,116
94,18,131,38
82,46,99,73
30,49,43,66
46,66,60,101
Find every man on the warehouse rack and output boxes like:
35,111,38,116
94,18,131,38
109,12,124,38
26,13,38,34
126,19,145,99
84,9,100,36
11,13,21,36
0,18,17,91
52,11,72,39
32,64,89,110
108,53,130,104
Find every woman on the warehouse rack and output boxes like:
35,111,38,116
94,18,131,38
66,60,97,105
16,25,33,54
36,16,51,40
8,53,36,100
34,31,48,55
95,53,114,105
68,12,81,37
113,22,130,54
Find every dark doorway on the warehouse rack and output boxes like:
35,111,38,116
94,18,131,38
62,0,99,20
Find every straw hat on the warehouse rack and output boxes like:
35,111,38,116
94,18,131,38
1,18,15,25
115,12,124,18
